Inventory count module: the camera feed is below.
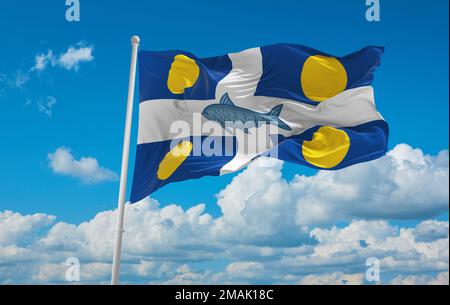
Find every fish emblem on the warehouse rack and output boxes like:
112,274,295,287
201,93,291,134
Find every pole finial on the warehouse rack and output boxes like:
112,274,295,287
131,35,140,45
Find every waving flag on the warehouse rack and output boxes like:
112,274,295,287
130,44,388,203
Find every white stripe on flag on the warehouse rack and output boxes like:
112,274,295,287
137,86,382,144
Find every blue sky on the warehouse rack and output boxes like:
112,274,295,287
0,0,448,284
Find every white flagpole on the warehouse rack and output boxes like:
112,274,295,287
111,35,140,285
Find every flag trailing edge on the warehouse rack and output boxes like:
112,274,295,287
130,43,388,203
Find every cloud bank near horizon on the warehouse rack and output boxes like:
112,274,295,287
0,144,448,284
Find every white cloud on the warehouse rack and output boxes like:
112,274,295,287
0,211,55,247
161,264,216,285
0,200,448,284
2,42,94,98
32,50,54,71
414,220,449,242
299,272,365,285
0,144,448,284
224,144,448,232
0,70,29,89
47,147,118,183
11,70,29,88
303,144,448,222
31,44,93,72
1,43,94,118
37,96,57,117
390,271,449,285
226,262,265,280
305,219,449,274
210,144,449,250
57,45,94,71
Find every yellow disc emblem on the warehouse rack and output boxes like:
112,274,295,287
157,141,193,180
302,126,350,168
301,55,348,102
167,54,200,94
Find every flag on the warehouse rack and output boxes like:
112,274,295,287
130,44,388,203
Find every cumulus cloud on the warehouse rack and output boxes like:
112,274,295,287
299,272,365,285
305,219,449,274
0,144,448,284
414,220,449,242
226,262,265,280
390,271,449,285
0,211,55,247
212,144,449,248
47,147,118,183
0,201,448,284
